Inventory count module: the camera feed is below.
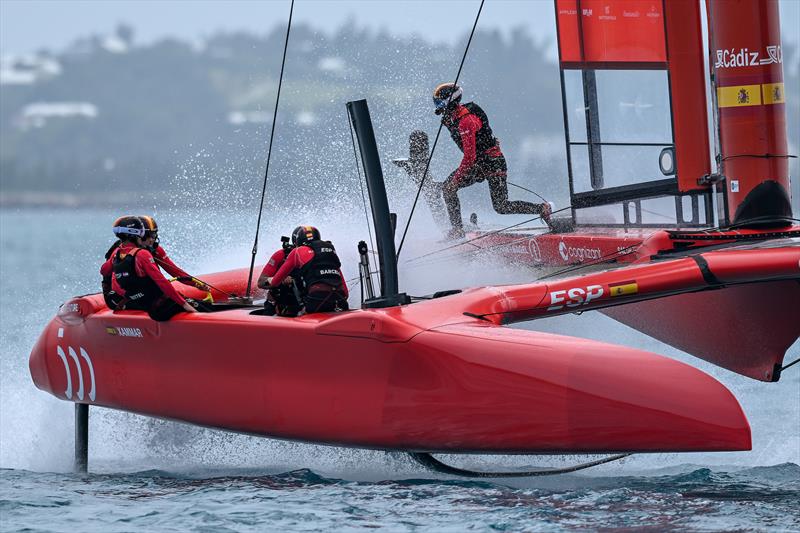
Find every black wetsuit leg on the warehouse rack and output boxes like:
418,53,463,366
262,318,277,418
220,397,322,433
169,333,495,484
266,286,302,317
146,297,211,321
147,298,185,322
483,156,544,216
442,167,483,230
304,285,349,314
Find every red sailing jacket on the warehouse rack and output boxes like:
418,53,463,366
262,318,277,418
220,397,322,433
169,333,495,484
445,104,503,185
259,248,289,279
100,243,187,305
270,246,349,298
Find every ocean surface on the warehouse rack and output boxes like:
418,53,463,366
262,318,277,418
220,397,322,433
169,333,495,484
1,208,799,532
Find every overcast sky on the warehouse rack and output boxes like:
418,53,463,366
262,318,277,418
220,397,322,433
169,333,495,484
0,1,559,55
3,0,797,60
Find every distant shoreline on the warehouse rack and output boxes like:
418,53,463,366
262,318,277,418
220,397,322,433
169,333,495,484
0,191,165,208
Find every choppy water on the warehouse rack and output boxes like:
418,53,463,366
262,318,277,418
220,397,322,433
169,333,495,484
2,464,799,532
1,208,799,532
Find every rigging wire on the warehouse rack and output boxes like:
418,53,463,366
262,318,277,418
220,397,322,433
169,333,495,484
401,207,799,281
395,0,486,261
401,207,649,281
507,181,549,203
154,257,235,297
530,214,800,282
346,107,377,260
534,241,645,281
396,226,540,271
780,357,800,373
347,108,380,302
245,0,294,299
404,205,572,265
403,230,547,271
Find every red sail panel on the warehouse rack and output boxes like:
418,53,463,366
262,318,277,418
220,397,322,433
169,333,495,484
556,0,582,63
664,0,711,191
556,0,667,67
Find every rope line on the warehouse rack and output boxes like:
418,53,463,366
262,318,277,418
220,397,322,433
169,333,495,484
396,0,486,261
245,0,294,298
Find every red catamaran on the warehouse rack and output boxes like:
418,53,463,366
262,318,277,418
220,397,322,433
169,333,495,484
29,0,798,477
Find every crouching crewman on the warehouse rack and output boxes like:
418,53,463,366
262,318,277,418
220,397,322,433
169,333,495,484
268,226,349,314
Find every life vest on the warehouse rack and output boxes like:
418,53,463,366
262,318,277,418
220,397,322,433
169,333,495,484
444,102,497,156
101,276,125,310
112,248,163,310
277,245,305,295
299,240,342,290
102,240,124,309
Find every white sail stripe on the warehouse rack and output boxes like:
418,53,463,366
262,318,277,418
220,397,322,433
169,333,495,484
79,348,96,402
67,347,84,401
56,346,72,399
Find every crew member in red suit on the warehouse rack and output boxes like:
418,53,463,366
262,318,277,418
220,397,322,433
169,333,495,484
433,82,554,239
268,225,349,314
256,236,303,317
100,215,208,321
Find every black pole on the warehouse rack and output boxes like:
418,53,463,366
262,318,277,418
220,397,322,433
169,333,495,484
74,403,88,473
346,99,409,308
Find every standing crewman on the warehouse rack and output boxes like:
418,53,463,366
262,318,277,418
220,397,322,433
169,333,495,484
433,82,553,239
100,216,208,321
268,226,349,314
257,236,303,317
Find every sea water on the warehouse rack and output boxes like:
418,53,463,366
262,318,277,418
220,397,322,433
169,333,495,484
1,208,798,532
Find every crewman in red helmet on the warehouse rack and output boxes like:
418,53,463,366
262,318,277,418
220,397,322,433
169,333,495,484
268,225,349,314
100,215,209,321
433,82,554,239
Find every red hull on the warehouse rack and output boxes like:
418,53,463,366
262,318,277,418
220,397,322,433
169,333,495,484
29,261,757,454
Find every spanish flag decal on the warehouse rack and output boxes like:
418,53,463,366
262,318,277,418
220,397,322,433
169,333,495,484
717,84,762,108
762,83,785,105
609,281,638,297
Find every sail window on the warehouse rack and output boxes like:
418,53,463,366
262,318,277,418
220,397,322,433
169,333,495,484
555,0,714,228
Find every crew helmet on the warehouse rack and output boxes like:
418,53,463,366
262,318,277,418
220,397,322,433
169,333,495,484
291,225,321,246
113,215,158,241
433,82,463,114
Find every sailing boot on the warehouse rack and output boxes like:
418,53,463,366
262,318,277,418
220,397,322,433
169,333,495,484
541,201,556,230
446,226,466,240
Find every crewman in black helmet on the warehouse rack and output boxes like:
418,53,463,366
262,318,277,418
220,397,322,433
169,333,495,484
268,226,349,314
100,216,208,321
101,215,210,310
433,82,554,239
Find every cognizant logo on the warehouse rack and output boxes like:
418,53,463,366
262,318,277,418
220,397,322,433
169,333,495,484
558,241,602,262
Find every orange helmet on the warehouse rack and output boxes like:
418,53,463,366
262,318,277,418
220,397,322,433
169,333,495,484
433,82,463,114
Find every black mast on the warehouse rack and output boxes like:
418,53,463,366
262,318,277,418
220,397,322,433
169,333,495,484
346,99,409,308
